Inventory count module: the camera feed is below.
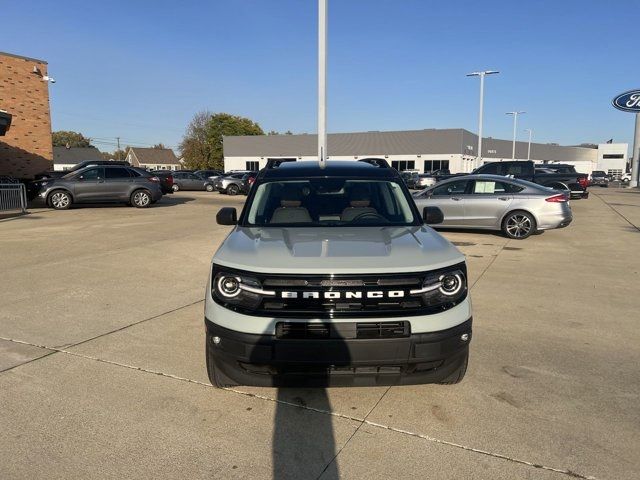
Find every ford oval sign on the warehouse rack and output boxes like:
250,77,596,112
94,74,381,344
612,89,640,113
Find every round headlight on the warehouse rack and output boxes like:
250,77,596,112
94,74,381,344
439,273,463,296
217,275,241,297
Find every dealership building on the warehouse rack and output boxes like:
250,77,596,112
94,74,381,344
0,51,53,179
223,128,628,176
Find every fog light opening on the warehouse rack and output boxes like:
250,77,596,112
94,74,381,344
212,336,221,345
460,333,469,342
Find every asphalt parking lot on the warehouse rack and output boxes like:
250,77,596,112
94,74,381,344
1,188,639,480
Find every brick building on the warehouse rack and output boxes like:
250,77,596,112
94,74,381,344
0,51,53,179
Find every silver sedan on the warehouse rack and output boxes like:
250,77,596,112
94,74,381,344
413,174,573,239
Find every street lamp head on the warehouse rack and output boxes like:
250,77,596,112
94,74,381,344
466,70,500,77
506,111,526,115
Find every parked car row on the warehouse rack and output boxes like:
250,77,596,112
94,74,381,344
153,169,257,195
401,160,589,199
28,164,260,210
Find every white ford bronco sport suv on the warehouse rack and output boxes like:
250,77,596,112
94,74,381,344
205,159,472,387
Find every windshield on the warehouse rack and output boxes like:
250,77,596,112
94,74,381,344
244,179,418,227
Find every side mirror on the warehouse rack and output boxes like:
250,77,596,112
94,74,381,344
216,207,237,225
423,206,444,225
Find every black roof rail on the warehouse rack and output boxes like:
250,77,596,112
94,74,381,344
266,158,297,169
358,158,391,168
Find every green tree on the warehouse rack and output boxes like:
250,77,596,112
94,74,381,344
52,130,92,148
179,112,264,170
100,149,128,161
267,130,293,135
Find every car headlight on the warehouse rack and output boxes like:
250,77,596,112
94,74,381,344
211,266,274,311
410,265,467,308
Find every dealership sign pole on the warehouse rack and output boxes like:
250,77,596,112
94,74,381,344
318,0,327,169
612,89,640,187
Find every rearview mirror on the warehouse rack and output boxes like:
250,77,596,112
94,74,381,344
423,206,444,225
216,207,237,225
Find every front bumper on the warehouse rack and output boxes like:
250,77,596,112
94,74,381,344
205,317,472,387
590,180,608,187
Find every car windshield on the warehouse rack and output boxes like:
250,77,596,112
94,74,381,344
245,179,418,227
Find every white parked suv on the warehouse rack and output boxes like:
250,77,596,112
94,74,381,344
205,159,472,387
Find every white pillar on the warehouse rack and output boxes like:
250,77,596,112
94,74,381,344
318,0,327,169
631,112,640,188
477,74,484,168
511,114,518,160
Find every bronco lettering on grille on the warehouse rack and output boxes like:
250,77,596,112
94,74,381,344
280,290,405,299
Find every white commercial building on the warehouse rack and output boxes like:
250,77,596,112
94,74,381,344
223,129,628,176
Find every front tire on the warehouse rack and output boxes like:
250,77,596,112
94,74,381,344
206,337,237,388
205,184,215,192
131,189,152,208
172,184,180,192
48,190,72,210
438,352,468,385
502,210,536,240
227,184,239,196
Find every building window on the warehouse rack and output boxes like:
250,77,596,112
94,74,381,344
603,154,624,159
246,161,260,171
391,160,415,171
423,160,450,172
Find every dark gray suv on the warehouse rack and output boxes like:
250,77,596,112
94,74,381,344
37,165,163,209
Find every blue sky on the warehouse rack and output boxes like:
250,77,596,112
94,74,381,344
3,0,638,153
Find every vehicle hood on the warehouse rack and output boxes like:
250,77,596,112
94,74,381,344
213,226,464,274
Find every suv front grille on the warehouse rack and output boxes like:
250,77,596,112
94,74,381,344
275,321,410,339
212,263,467,319
260,273,426,318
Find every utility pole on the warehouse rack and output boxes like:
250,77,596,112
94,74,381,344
506,111,525,160
632,113,640,188
116,137,121,160
524,128,532,160
466,70,499,168
318,0,327,169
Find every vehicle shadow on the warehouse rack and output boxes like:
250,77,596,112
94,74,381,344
152,196,195,207
248,330,350,479
435,227,507,239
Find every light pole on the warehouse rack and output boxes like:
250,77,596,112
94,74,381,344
466,71,499,167
506,111,526,160
524,128,532,160
318,0,327,169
